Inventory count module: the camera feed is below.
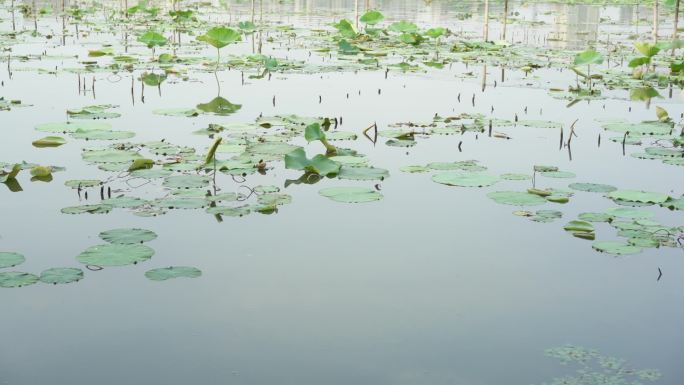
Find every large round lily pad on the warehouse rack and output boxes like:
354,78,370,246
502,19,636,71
145,266,202,281
319,187,383,203
432,172,499,187
163,175,211,189
39,268,84,284
76,244,154,266
0,272,39,288
99,228,158,244
0,252,25,269
569,183,617,193
592,241,642,255
487,191,547,206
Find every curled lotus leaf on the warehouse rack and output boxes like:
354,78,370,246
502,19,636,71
39,268,84,284
76,244,154,266
145,266,202,281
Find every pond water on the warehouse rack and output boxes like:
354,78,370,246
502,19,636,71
1,0,683,384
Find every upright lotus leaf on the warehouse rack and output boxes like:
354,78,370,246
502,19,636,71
630,87,661,101
30,166,52,178
238,21,256,32
0,272,39,288
0,252,25,268
425,27,446,39
389,20,418,33
338,39,360,55
634,42,660,58
32,136,66,148
137,31,168,48
360,10,384,25
573,49,603,66
76,244,154,266
99,228,157,244
399,33,424,45
655,106,670,122
39,268,84,284
332,19,357,38
196,27,241,49
304,123,337,153
284,148,340,176
145,266,202,281
607,190,669,204
141,72,166,87
319,186,383,203
196,97,241,116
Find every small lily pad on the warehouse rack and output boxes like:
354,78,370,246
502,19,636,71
145,266,202,281
592,241,642,255
99,228,158,244
76,244,154,266
319,187,383,203
0,252,25,269
0,272,39,288
39,268,84,284
487,191,547,206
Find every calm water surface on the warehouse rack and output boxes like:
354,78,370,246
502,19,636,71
1,1,683,384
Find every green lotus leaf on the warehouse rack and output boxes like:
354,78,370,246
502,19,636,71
32,136,66,148
605,207,654,219
578,212,613,222
338,166,389,181
163,175,211,189
569,183,617,193
487,191,547,206
601,121,671,135
607,190,669,204
145,266,202,281
36,121,111,133
196,97,242,116
332,19,357,38
197,27,241,49
432,172,499,187
99,228,157,244
360,10,384,25
257,193,292,206
0,252,25,269
0,272,39,288
76,244,154,266
319,186,383,203
389,20,418,33
540,171,576,179
82,148,142,163
284,148,340,176
61,204,113,215
71,129,135,141
564,220,594,233
592,241,642,255
39,268,84,284
574,48,603,66
500,173,532,181
138,30,168,48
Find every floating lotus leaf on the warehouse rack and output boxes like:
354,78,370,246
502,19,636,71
628,238,660,248
601,121,671,135
154,198,208,209
400,165,430,173
338,166,389,181
253,185,280,194
540,171,576,179
661,195,684,210
432,172,499,187
247,142,301,156
207,192,238,202
76,244,154,266
319,187,383,203
605,207,654,219
205,205,251,216
592,241,642,256
0,252,25,268
32,136,66,148
39,267,84,284
196,97,241,116
71,129,135,141
64,179,101,188
569,183,617,193
644,147,683,158
487,191,547,206
101,196,146,208
163,175,211,189
99,228,157,244
67,105,121,119
564,220,594,232
517,120,562,129
529,210,563,223
285,148,340,176
82,149,142,163
0,272,39,288
145,266,202,281
257,193,292,206
578,212,613,222
61,204,113,215
329,156,367,166
36,121,111,133
386,139,416,147
607,190,669,204
326,131,358,141
501,173,532,181
533,165,558,172
152,108,199,117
